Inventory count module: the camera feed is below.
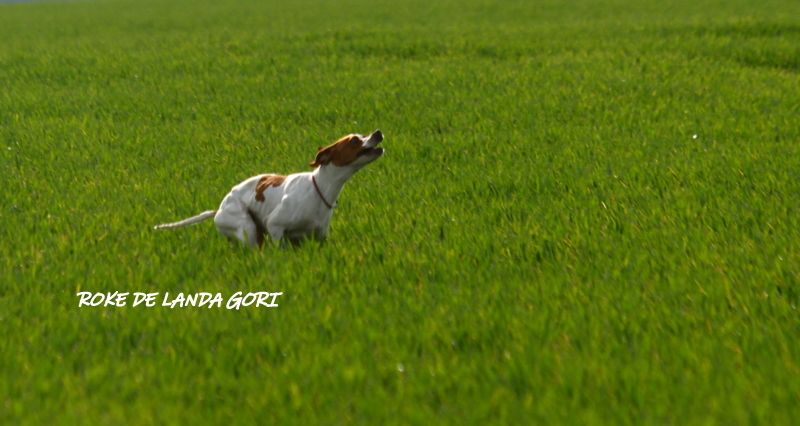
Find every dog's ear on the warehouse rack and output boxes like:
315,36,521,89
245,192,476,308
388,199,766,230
310,146,332,167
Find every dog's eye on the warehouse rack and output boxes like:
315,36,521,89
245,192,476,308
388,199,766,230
351,139,360,145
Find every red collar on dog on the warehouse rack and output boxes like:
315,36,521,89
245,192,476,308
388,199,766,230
312,175,334,209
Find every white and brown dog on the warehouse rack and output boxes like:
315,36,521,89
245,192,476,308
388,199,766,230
154,130,384,247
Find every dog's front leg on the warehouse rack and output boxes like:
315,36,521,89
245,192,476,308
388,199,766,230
266,222,285,242
267,224,298,249
265,201,292,244
310,227,328,242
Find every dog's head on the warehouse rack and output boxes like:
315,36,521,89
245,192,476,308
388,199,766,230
310,130,384,170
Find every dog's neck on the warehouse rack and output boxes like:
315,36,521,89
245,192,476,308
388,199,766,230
312,165,353,208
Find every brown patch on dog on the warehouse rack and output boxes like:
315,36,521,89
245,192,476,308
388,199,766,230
255,174,285,202
310,134,363,167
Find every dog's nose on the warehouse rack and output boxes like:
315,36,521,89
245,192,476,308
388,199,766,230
371,129,383,142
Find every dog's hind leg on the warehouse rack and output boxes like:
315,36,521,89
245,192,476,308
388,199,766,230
214,202,263,248
237,218,262,248
246,209,266,248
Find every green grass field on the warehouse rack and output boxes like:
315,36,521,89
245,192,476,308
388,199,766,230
2,0,799,423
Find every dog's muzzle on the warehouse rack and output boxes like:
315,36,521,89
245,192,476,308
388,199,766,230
370,130,383,144
360,129,384,157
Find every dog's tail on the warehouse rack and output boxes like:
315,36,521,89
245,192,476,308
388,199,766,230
154,210,217,230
